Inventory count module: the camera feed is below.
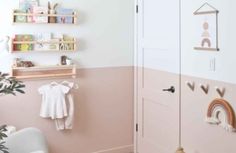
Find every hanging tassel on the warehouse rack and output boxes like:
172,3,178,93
175,147,185,153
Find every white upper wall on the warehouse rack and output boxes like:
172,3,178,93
181,0,236,84
0,0,134,72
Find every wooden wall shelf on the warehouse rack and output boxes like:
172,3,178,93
11,8,79,80
13,10,78,25
11,65,77,79
11,38,77,53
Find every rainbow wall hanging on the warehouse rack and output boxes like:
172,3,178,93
206,98,236,132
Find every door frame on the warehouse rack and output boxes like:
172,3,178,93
134,0,139,152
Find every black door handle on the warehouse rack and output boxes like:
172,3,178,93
163,86,175,93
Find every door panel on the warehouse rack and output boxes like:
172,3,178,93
136,0,180,153
138,0,180,73
137,69,179,153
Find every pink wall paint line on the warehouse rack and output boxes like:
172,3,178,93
0,66,134,153
135,67,236,153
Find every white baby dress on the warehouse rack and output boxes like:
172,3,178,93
38,83,70,119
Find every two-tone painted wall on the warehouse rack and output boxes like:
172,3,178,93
1,0,236,153
134,0,236,153
181,0,236,153
0,0,134,153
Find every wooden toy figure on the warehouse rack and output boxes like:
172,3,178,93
61,55,67,65
48,2,58,23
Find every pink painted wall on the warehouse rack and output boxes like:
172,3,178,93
0,67,134,153
182,75,236,153
135,68,236,153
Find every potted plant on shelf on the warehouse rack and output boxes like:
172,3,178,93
0,72,25,153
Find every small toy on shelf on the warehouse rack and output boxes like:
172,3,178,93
48,2,58,23
60,55,73,65
13,58,34,67
61,55,67,65
21,61,34,67
13,58,21,67
66,58,73,65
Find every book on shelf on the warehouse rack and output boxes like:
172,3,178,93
32,6,48,23
34,33,52,50
19,0,39,23
13,34,34,51
19,0,39,10
49,38,60,51
14,9,27,23
56,8,74,24
62,35,75,51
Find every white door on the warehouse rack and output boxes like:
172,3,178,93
135,0,180,153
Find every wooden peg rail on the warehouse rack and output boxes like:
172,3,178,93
11,65,77,80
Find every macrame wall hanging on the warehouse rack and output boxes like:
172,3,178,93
206,98,236,132
193,3,219,51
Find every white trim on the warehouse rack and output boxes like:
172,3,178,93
91,145,133,153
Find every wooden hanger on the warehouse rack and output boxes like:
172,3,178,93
61,80,79,89
50,81,58,86
194,2,219,15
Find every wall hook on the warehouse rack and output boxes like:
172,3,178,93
215,86,225,98
200,84,209,94
186,81,195,91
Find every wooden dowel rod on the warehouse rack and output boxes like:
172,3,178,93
194,47,219,51
194,11,218,15
13,73,75,79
